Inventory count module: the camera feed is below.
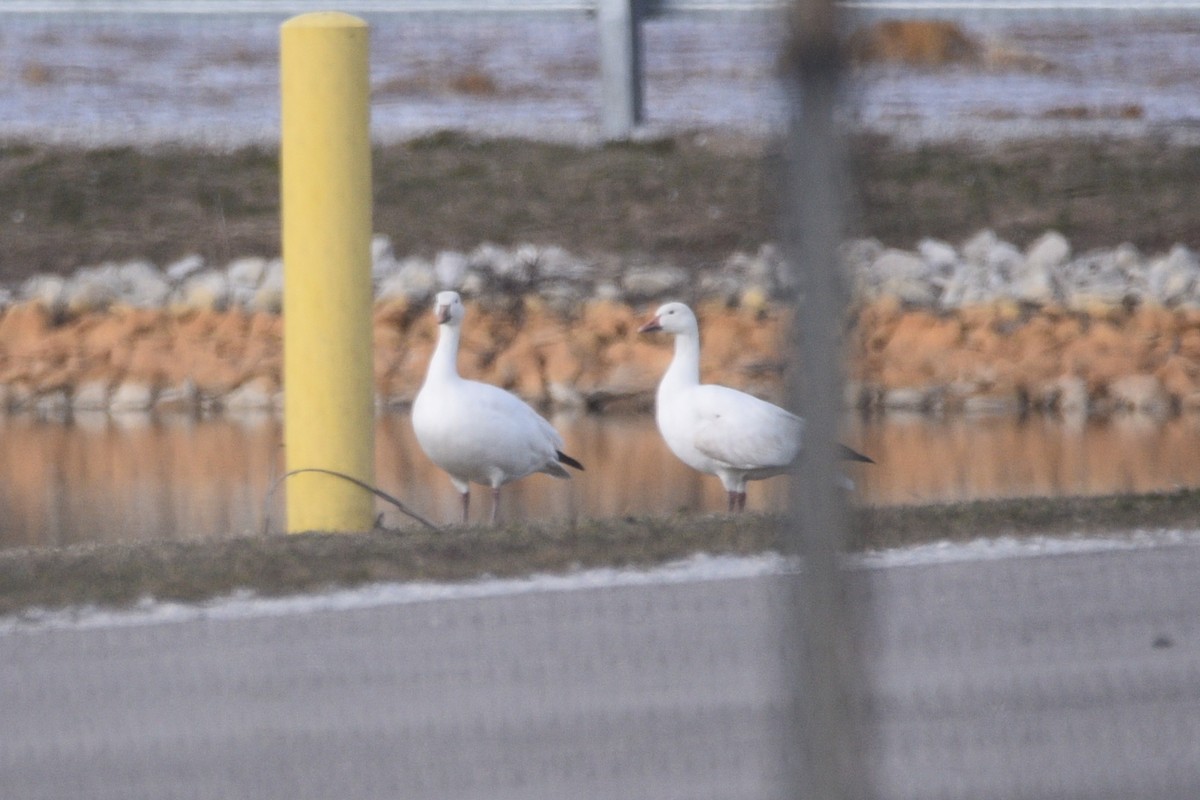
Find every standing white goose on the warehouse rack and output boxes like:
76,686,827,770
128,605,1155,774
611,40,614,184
413,291,584,524
638,301,871,512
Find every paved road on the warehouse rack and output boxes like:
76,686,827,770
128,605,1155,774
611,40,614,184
1,542,1198,800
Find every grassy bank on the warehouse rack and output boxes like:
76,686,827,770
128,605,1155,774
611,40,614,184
2,489,1198,615
3,133,1200,283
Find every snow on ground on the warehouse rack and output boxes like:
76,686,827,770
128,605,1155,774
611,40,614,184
4,527,1199,635
3,9,1200,146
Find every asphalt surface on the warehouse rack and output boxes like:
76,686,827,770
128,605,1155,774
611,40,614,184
1,542,1198,800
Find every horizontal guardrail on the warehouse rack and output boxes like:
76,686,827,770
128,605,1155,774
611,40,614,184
7,0,1200,11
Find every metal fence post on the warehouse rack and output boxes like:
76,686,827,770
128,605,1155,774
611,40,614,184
781,0,868,797
598,0,644,139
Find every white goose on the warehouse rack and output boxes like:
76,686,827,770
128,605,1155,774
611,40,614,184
638,301,872,512
413,291,584,524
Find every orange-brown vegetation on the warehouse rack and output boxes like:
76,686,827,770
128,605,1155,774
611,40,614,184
1,298,1199,416
847,19,984,67
846,301,1200,414
846,18,1053,72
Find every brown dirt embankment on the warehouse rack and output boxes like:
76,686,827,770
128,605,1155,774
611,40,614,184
5,134,1200,283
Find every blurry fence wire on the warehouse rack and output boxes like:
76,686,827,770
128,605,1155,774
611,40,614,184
2,3,1200,800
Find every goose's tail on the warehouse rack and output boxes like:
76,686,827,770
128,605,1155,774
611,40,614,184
838,444,875,464
557,451,585,471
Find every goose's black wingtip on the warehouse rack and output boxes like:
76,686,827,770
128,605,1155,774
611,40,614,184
557,451,585,471
839,444,875,464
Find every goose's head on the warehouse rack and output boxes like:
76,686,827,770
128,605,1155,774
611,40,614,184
637,301,697,336
433,290,466,327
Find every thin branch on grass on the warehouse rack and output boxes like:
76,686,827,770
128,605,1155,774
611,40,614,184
263,468,441,535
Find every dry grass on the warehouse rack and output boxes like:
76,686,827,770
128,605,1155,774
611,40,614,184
2,488,1198,614
2,133,1200,284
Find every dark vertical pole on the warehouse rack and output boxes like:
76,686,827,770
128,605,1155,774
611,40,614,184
599,0,644,139
781,0,866,798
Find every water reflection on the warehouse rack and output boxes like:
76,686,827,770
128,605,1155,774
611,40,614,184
848,413,1200,506
0,410,1198,550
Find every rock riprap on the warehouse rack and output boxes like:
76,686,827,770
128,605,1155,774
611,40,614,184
2,231,1200,416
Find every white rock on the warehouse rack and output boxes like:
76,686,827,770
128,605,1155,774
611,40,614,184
1112,242,1143,274
64,266,118,314
1061,249,1136,310
155,380,200,413
487,244,537,286
109,381,157,412
226,256,268,290
839,238,884,274
467,242,509,274
547,381,585,409
117,261,171,308
984,240,1024,280
918,238,960,274
165,253,206,283
961,230,1000,266
223,379,276,411
1037,375,1089,414
371,234,394,265
1024,231,1071,273
253,259,284,313
1056,376,1090,415
228,285,258,310
537,245,590,282
434,251,469,289
962,392,1021,415
759,244,800,294
840,238,883,297
22,274,67,313
540,280,589,312
34,389,70,418
72,379,112,410
881,386,934,411
1109,374,1169,415
870,248,937,306
370,236,400,282
698,270,742,303
377,257,437,302
736,250,775,286
174,270,231,312
622,265,688,299
940,263,992,308
1008,265,1059,306
593,281,623,303
1147,244,1200,306
1009,235,1063,305
459,269,488,297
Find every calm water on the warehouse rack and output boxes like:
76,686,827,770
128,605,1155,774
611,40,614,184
2,410,1199,550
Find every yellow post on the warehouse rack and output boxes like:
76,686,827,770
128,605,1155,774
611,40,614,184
280,12,375,532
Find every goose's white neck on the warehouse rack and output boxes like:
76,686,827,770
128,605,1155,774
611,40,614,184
663,328,701,390
425,323,462,385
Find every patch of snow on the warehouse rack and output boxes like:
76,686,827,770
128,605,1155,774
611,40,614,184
3,528,1200,635
854,527,1200,568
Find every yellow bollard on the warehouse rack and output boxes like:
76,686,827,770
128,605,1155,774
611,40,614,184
280,12,375,533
